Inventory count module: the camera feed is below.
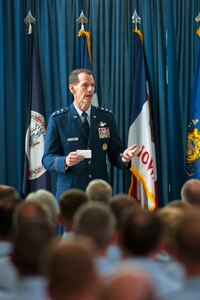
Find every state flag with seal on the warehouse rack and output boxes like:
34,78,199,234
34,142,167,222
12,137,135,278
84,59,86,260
128,29,158,211
22,33,50,196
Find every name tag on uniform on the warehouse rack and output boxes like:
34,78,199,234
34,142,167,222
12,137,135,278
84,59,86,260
98,127,110,139
67,137,79,142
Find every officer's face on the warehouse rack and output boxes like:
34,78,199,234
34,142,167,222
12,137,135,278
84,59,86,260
69,72,95,111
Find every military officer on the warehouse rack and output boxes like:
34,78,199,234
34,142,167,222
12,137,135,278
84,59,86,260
42,69,137,199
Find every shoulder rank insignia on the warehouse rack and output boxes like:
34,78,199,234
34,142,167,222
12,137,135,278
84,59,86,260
96,107,113,114
52,107,70,117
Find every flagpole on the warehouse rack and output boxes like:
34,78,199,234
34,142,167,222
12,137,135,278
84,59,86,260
76,9,88,31
195,12,200,35
24,10,36,35
132,9,141,30
131,9,146,207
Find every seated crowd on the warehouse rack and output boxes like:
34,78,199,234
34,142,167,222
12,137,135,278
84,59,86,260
0,178,200,300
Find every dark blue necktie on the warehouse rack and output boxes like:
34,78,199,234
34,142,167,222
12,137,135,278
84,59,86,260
82,112,90,137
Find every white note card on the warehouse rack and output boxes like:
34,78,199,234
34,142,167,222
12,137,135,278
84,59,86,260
76,150,92,159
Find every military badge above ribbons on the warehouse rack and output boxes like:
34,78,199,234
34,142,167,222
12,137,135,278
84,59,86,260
98,127,110,139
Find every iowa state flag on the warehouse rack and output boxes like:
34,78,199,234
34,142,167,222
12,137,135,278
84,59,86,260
128,30,158,210
22,34,50,196
186,30,200,178
78,29,98,106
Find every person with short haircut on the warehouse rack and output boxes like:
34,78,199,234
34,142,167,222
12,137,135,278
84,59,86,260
58,189,88,237
0,197,20,292
73,201,117,278
166,199,191,211
86,179,112,203
43,238,102,300
25,189,59,232
13,201,50,232
110,193,138,229
42,69,138,199
156,206,185,283
108,193,138,263
9,220,54,300
165,209,200,300
105,265,156,300
118,207,182,299
0,185,20,202
181,179,200,206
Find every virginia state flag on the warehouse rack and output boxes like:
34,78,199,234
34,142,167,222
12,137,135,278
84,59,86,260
186,30,200,178
22,33,50,196
78,29,98,106
128,30,158,211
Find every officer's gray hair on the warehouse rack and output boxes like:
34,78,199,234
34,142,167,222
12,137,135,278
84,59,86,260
69,69,93,85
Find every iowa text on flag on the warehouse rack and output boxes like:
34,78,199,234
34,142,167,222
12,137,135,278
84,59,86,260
128,30,158,211
22,34,50,196
186,30,200,178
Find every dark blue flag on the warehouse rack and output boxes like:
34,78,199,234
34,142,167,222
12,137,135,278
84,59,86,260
78,29,92,69
78,29,98,106
186,31,200,178
22,34,50,196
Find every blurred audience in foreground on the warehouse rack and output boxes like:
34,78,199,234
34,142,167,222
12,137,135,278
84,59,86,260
73,201,117,279
3,182,200,300
104,265,157,300
0,219,55,300
25,189,59,232
58,189,88,238
0,196,20,292
165,209,200,300
42,237,102,300
117,207,183,299
86,179,113,204
181,179,200,207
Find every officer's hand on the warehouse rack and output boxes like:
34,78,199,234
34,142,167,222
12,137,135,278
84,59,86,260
121,144,138,163
65,151,84,167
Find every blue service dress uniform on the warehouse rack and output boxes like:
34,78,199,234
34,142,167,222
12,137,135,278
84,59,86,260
42,103,130,199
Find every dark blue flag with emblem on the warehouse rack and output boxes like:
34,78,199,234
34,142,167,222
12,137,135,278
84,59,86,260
22,33,50,196
186,30,200,178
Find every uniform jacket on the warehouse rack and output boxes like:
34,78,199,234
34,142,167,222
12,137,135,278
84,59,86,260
42,103,130,199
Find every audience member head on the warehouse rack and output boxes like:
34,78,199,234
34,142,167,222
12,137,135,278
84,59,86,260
43,237,101,300
0,197,19,240
109,193,138,229
0,185,20,202
86,179,112,203
12,220,54,277
73,201,116,252
58,189,88,231
105,266,156,300
175,209,200,275
119,208,163,257
157,206,184,256
181,179,200,206
167,199,191,211
13,200,50,232
26,189,59,230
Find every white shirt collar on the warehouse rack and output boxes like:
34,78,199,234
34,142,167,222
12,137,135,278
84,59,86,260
74,103,91,119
